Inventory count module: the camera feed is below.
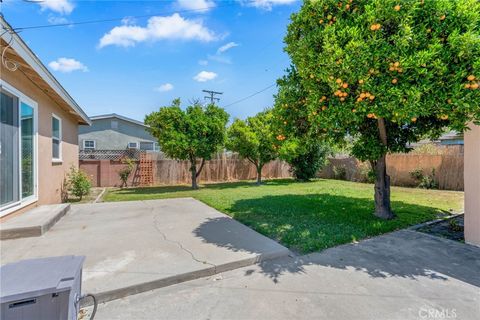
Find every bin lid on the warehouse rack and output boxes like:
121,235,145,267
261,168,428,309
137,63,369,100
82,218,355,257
0,255,85,304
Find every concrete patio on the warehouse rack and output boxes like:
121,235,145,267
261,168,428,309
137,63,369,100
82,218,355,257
92,229,480,320
0,198,290,303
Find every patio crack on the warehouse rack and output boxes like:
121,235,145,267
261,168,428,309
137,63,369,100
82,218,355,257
152,212,218,273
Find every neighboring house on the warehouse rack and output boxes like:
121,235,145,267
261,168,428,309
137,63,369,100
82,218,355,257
0,17,91,219
78,113,159,152
438,131,464,145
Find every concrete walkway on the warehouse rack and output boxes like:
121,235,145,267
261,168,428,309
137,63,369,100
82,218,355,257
0,198,290,303
93,230,480,320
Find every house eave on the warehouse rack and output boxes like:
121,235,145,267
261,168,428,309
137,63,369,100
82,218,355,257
0,17,91,125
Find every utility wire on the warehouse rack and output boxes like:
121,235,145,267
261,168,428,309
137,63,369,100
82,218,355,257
13,1,256,31
223,83,276,107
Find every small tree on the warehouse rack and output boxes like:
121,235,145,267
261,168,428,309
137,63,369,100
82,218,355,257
118,158,135,188
279,138,331,181
67,166,91,201
279,0,480,219
145,99,229,189
227,110,277,185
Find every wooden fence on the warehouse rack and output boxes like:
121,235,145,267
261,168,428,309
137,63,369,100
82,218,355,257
318,154,464,190
80,152,291,188
79,152,464,190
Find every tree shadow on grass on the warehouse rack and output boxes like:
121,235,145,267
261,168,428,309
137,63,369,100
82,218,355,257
111,179,301,196
192,194,480,287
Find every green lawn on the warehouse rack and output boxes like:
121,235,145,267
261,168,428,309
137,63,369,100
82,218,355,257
104,179,463,253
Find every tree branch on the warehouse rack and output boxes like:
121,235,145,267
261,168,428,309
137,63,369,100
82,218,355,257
377,117,388,146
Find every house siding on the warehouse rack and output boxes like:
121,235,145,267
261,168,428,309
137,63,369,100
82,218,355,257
79,117,157,150
1,63,79,209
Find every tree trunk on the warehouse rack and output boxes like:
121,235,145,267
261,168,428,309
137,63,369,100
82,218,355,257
256,164,263,185
374,118,395,219
190,158,198,190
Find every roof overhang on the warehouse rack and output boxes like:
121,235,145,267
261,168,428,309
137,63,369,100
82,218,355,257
90,113,148,127
0,16,91,125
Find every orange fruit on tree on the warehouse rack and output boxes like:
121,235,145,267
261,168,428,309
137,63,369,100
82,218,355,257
440,115,449,120
465,83,471,89
467,75,476,81
411,117,417,122
336,78,342,84
358,79,364,84
369,95,375,100
471,83,479,89
440,15,446,21
394,5,401,11
342,83,349,88
392,78,398,84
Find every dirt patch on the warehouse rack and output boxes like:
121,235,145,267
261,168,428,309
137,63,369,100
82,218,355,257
417,215,464,242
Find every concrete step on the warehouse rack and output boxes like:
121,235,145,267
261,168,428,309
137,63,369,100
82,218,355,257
0,204,70,240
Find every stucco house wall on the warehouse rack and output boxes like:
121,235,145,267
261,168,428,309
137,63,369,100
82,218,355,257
464,123,480,247
2,64,79,206
79,116,157,151
0,16,90,220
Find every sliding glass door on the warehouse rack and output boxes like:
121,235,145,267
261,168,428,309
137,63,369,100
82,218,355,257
0,85,37,213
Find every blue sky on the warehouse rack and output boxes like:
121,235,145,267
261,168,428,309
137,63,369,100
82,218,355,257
2,0,301,121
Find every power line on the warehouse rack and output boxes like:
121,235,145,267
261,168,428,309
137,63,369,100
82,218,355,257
223,83,276,107
12,1,257,31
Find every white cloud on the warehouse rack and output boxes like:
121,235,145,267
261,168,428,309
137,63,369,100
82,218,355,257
176,0,215,12
241,0,297,10
193,71,217,82
99,13,217,48
217,41,239,54
198,59,209,66
39,0,74,15
48,58,88,73
47,16,70,25
154,83,174,92
208,54,231,64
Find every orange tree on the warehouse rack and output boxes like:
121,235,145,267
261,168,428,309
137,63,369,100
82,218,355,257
277,0,480,219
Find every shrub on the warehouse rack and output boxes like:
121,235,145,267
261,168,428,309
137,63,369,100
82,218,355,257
332,165,347,180
289,142,330,181
410,168,438,189
359,163,376,184
67,166,91,200
118,158,135,188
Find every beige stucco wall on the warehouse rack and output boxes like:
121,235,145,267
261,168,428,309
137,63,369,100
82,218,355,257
464,123,480,247
1,64,79,213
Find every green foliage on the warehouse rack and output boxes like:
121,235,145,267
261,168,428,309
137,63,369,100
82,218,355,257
332,165,347,180
145,99,229,188
448,218,463,232
227,110,277,183
146,99,229,162
67,166,91,200
118,158,135,188
278,0,480,161
410,168,438,189
359,163,376,183
280,139,331,181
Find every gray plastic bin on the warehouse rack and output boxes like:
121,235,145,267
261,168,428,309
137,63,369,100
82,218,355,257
0,255,85,320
